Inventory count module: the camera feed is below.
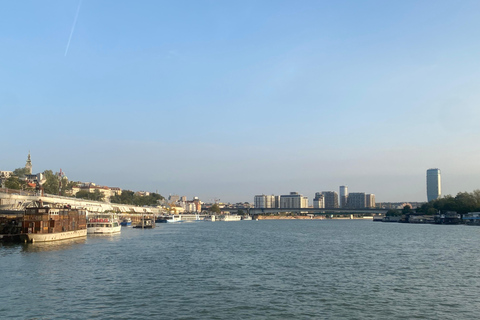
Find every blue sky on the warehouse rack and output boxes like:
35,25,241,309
2,0,480,203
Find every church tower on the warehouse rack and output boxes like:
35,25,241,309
25,151,32,174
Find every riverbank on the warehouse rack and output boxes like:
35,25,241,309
256,215,374,220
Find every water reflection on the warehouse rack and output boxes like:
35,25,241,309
87,232,122,242
21,237,87,253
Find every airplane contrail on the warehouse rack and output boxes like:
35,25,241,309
64,0,83,57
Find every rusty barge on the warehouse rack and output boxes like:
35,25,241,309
20,205,87,243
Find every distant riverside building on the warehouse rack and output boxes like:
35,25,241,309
0,171,13,180
313,192,325,208
25,173,45,187
254,194,274,208
181,197,202,212
339,186,348,208
347,192,366,209
426,168,441,202
168,194,180,203
280,192,308,208
365,194,376,208
254,195,263,208
274,195,281,208
0,171,13,187
322,191,339,208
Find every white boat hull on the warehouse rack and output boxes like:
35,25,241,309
223,215,242,221
23,229,87,243
87,225,121,234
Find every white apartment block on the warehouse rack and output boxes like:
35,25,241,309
280,192,308,208
254,194,276,208
365,194,376,208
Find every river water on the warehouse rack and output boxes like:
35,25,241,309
1,220,480,319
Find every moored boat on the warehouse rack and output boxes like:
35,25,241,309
166,215,184,223
120,217,132,226
133,217,155,229
223,214,242,221
155,216,168,223
87,213,121,234
21,205,87,243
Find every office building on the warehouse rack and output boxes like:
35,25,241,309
339,186,348,208
254,195,266,208
280,192,308,208
427,168,441,202
322,191,339,208
347,192,366,209
313,192,325,208
365,194,376,208
254,194,276,208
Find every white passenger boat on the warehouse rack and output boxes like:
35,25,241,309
87,213,121,234
223,214,242,221
167,215,184,223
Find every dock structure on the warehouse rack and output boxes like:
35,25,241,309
0,189,163,215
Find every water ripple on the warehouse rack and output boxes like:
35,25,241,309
2,221,480,319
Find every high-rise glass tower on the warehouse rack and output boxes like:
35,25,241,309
339,186,348,208
426,168,441,202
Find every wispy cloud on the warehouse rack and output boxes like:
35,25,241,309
64,0,82,57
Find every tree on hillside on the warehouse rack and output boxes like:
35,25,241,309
111,190,135,205
75,189,105,201
13,167,29,178
110,191,164,206
42,170,59,195
133,192,164,206
60,179,77,197
91,189,105,201
5,175,22,190
75,190,90,199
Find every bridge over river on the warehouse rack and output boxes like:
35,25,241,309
221,207,388,215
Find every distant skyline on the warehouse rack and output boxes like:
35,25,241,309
2,1,480,203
